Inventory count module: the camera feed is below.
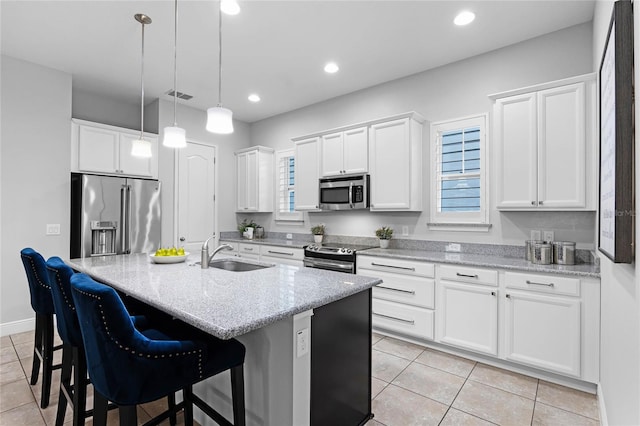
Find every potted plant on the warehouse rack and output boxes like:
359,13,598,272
375,226,393,248
238,219,258,239
311,224,325,243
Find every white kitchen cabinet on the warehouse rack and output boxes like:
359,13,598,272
369,113,425,211
293,137,321,211
260,245,303,267
321,127,368,177
237,243,260,260
235,146,274,212
71,119,158,178
493,74,596,210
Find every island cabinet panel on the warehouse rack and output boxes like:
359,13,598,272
72,119,158,179
294,137,321,211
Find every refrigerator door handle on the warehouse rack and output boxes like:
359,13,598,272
120,185,128,254
125,185,132,254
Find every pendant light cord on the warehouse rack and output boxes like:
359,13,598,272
140,20,146,140
218,4,223,107
173,0,178,126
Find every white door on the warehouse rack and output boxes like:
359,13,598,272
342,127,368,174
321,132,344,176
437,280,498,356
177,142,216,253
294,137,321,211
504,290,581,377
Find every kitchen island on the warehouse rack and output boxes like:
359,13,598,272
67,253,382,426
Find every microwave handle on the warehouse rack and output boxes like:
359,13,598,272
349,182,353,208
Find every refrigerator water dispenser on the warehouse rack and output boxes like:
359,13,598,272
91,221,117,256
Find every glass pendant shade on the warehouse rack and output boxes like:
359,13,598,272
163,126,187,148
131,138,153,158
206,106,234,134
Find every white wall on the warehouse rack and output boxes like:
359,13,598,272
72,88,140,131
592,1,640,425
0,56,72,330
249,23,596,247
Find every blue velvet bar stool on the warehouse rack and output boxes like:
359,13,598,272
20,248,63,408
70,273,246,426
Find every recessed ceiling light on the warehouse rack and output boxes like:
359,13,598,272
454,11,475,26
220,0,240,15
324,62,339,74
248,94,261,103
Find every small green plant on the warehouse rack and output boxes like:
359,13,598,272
311,224,325,235
375,226,393,240
237,218,258,233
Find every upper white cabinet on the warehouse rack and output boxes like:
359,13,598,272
293,137,321,211
71,119,158,178
492,74,596,210
321,126,368,177
235,146,274,212
369,113,425,211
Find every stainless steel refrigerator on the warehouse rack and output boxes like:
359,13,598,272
70,173,161,258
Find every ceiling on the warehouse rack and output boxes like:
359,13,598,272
1,1,595,124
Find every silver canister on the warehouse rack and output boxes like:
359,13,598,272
525,240,544,261
533,242,552,264
552,241,576,265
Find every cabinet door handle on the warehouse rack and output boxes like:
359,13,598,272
539,201,544,205
371,262,416,272
179,237,186,242
377,285,416,295
531,201,536,205
526,280,554,287
372,312,415,325
506,294,511,298
267,250,294,256
456,272,478,279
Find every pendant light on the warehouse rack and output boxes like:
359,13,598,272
206,1,234,134
132,14,153,158
163,0,187,148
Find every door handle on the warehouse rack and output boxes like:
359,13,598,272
179,237,186,242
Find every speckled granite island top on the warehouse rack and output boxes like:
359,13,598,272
66,253,381,340
360,248,600,278
220,237,308,249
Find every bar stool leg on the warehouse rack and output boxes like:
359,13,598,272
183,386,194,426
40,314,55,408
231,365,246,426
55,344,73,426
119,405,137,426
93,392,109,426
167,392,177,425
30,313,44,385
72,346,87,426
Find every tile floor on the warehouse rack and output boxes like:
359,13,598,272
368,332,600,426
1,329,600,426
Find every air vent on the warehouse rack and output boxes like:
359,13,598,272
165,90,193,100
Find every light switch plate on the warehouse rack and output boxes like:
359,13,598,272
286,233,293,240
543,231,555,242
296,328,309,358
530,230,541,241
46,224,61,235
446,243,461,252
402,226,409,236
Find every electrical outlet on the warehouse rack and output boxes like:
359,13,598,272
543,231,555,242
46,224,61,235
446,243,461,252
530,230,541,241
296,328,309,357
286,233,293,240
402,226,409,236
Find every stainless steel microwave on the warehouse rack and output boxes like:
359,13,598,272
319,174,370,210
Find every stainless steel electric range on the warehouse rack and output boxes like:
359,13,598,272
303,242,376,274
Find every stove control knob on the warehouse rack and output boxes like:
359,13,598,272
346,249,352,254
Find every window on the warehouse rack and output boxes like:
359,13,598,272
275,149,303,221
430,114,489,230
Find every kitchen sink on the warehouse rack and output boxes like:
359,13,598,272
206,259,273,272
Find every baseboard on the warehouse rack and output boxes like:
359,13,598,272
597,383,608,426
0,317,35,337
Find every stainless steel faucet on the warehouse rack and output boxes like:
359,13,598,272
201,236,233,269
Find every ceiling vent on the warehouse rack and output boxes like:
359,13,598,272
165,90,193,100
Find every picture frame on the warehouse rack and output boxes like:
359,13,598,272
598,0,634,263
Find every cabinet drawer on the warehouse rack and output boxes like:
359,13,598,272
505,272,580,297
238,243,259,256
439,265,497,286
372,298,434,340
370,270,434,309
260,245,303,260
358,255,434,278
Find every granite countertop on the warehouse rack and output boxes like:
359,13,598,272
220,237,308,249
66,253,381,340
360,248,600,278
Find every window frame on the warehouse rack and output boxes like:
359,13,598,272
275,149,303,222
429,114,490,231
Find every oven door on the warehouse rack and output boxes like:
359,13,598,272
303,257,355,274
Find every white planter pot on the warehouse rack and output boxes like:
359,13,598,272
314,235,323,243
379,239,390,249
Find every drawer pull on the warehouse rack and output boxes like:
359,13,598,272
525,280,554,287
243,247,254,251
371,262,416,272
456,272,479,279
377,285,416,295
267,250,294,256
372,312,415,325
491,291,496,296
506,294,511,298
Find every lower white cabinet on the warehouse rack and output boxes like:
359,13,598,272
237,243,260,260
372,298,434,340
437,280,498,356
259,245,303,267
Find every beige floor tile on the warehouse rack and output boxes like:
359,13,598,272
532,401,599,426
10,330,35,346
0,401,45,425
0,347,18,365
0,360,26,385
0,337,12,350
140,397,171,419
468,363,538,399
39,398,72,426
414,348,476,378
371,377,388,400
372,333,384,345
371,350,411,383
19,356,36,379
373,337,424,361
452,380,534,425
30,369,62,407
392,362,465,405
0,378,36,412
15,341,35,360
84,406,151,425
536,380,599,420
372,384,448,426
440,408,496,426
366,419,385,426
